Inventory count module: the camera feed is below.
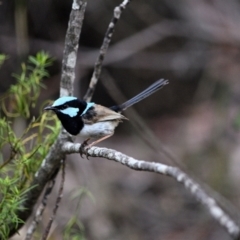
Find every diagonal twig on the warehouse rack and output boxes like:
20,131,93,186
25,167,59,240
41,158,66,240
83,0,131,102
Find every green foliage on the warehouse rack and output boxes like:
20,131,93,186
0,52,60,239
2,52,52,118
63,188,95,240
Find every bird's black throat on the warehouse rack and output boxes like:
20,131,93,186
56,111,84,135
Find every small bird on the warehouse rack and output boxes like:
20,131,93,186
44,79,168,155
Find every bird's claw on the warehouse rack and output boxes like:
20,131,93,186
84,145,91,160
79,138,90,159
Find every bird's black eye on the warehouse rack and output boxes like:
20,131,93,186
61,104,68,110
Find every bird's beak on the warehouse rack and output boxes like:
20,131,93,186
44,106,54,111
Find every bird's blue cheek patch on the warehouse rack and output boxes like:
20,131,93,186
60,107,79,117
81,102,95,116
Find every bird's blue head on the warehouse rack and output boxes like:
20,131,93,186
44,96,95,135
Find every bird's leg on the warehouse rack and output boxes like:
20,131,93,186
80,134,113,159
86,134,113,149
79,138,90,158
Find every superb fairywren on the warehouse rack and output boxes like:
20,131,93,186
44,79,168,153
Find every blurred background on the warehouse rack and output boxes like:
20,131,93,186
1,0,240,239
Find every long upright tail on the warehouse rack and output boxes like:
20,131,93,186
110,79,168,112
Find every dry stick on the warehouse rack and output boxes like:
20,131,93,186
41,159,66,240
8,0,87,238
62,142,240,240
25,171,58,240
83,0,131,102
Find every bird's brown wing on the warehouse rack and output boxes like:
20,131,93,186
82,104,128,124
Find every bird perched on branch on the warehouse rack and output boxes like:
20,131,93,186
44,79,168,156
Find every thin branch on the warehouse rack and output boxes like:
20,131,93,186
25,169,59,240
62,142,240,240
83,0,131,102
41,159,66,240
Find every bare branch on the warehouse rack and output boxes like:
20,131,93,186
25,171,58,240
62,142,240,240
83,0,131,102
41,159,66,240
